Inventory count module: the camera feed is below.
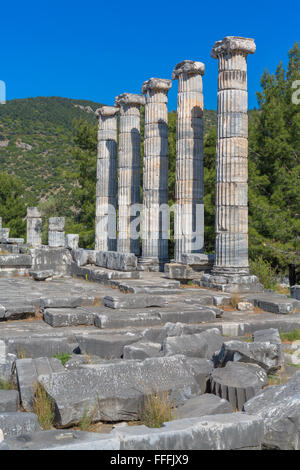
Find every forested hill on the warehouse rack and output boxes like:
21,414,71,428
0,96,217,201
0,97,103,201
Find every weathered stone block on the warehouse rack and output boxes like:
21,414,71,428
76,333,140,358
0,390,19,412
104,294,167,309
123,341,162,360
65,234,79,250
211,362,268,410
213,340,283,373
48,231,65,247
0,412,40,438
177,393,232,419
38,356,199,425
243,371,300,450
44,308,95,327
16,357,65,411
48,217,65,231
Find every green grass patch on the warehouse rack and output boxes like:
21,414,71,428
54,352,72,366
139,390,176,428
280,329,300,342
0,378,17,390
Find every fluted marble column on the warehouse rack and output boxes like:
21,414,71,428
26,207,42,247
140,78,172,270
212,36,256,275
95,106,119,251
115,93,145,255
172,60,205,262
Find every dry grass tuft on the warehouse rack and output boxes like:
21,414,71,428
139,390,176,428
230,294,240,310
79,403,99,431
32,382,55,430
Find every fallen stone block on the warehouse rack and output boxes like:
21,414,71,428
244,371,300,450
2,303,36,320
31,270,54,281
76,333,140,358
40,296,95,309
177,393,232,419
44,308,95,327
252,297,294,314
104,294,168,309
0,390,19,412
123,341,162,360
38,356,199,425
162,328,223,360
210,362,268,410
158,306,216,324
16,357,65,411
94,310,162,329
0,340,16,381
6,336,76,359
112,413,263,450
0,412,40,438
163,333,208,358
3,429,119,450
252,328,282,345
213,340,283,373
237,301,253,311
181,357,214,393
164,263,208,280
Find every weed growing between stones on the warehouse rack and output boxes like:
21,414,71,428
32,382,55,429
280,329,300,343
230,294,240,310
54,352,72,366
79,403,99,431
0,378,17,390
139,390,176,428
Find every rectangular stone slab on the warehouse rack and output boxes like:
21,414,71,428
103,294,168,309
16,357,65,411
43,308,95,327
76,333,140,358
38,356,199,426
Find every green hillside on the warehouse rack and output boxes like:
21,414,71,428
0,97,103,203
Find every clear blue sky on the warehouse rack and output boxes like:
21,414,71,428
1,0,299,110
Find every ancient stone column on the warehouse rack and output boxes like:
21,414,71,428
26,207,42,247
115,93,145,255
140,78,172,271
205,36,260,291
48,217,65,247
172,61,205,262
94,106,119,252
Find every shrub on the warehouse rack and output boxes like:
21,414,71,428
249,256,277,290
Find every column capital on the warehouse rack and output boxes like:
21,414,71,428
95,106,119,118
142,78,172,95
211,36,256,59
115,93,145,107
172,60,205,80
